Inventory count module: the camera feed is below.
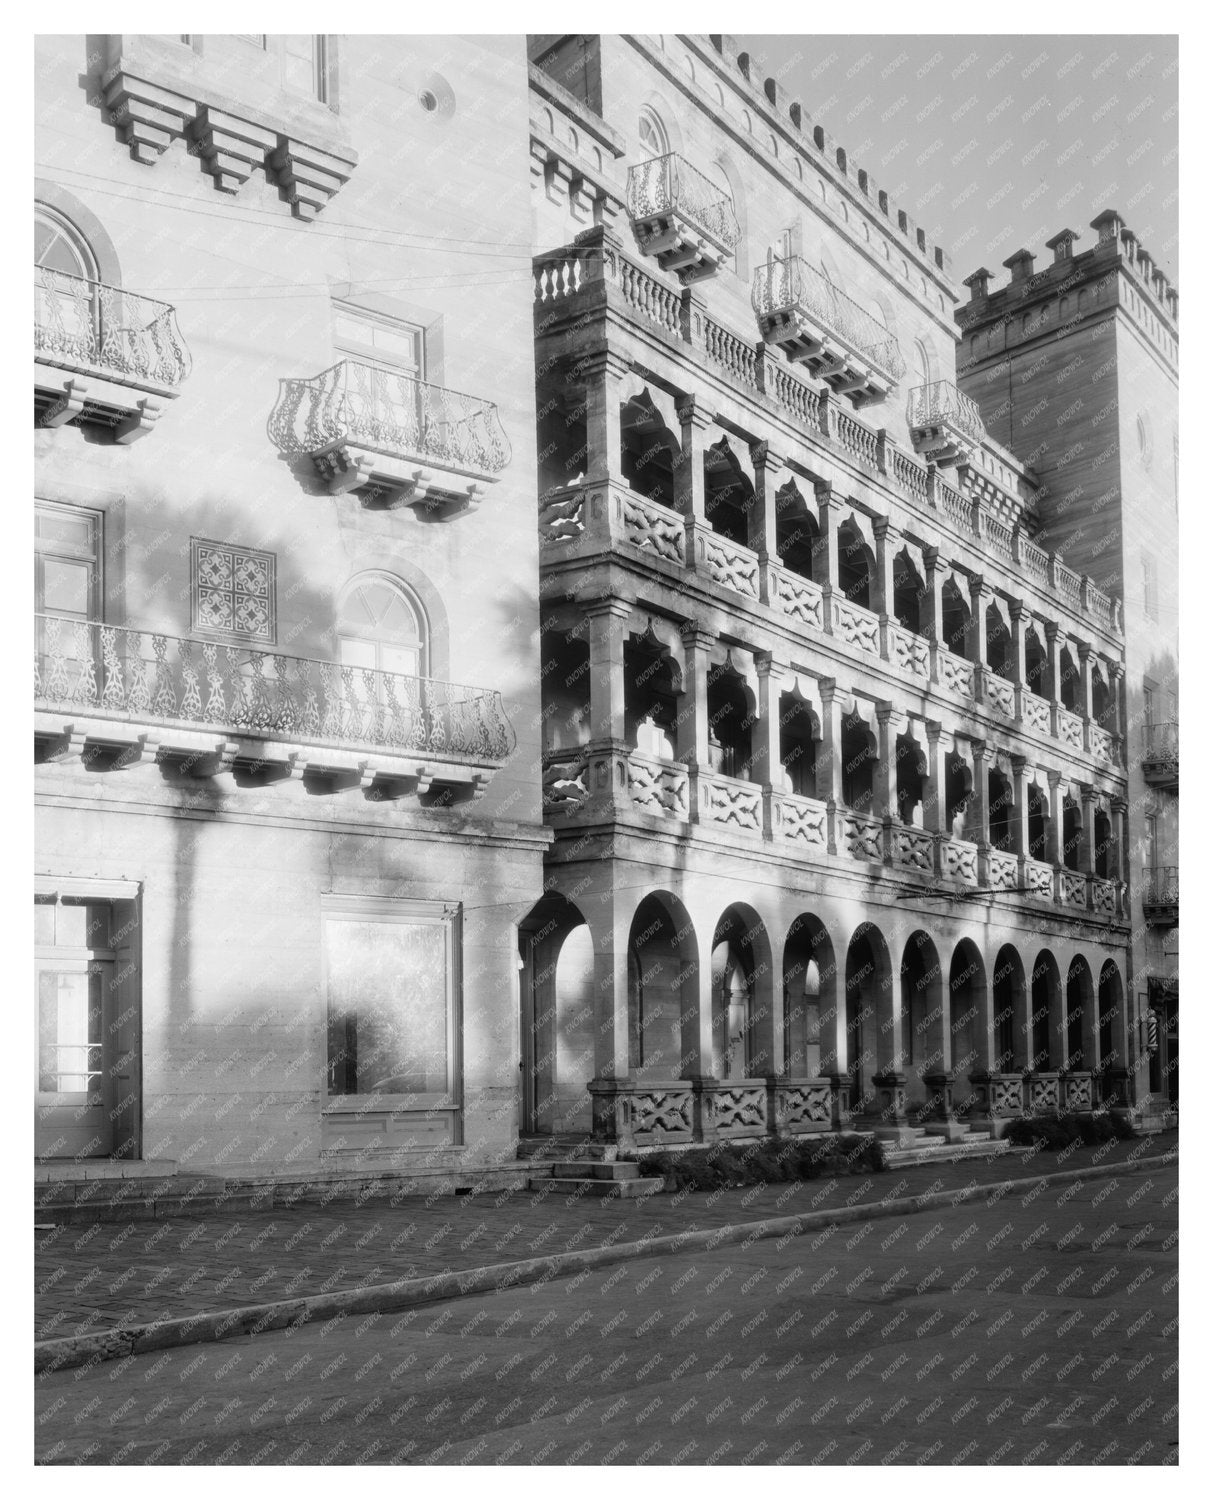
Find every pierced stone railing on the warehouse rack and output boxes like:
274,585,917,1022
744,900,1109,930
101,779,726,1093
1056,706,1084,751
769,361,820,429
538,485,587,545
905,380,986,445
970,1072,1024,1119
268,359,510,483
751,256,905,384
1091,877,1117,917
626,152,742,256
832,596,881,656
589,1080,695,1147
773,1081,833,1133
887,623,930,681
891,824,934,873
983,671,1015,717
542,749,590,813
1025,1072,1061,1114
626,751,690,820
1024,858,1054,901
699,530,760,599
938,479,970,530
1019,538,1049,582
1061,1072,1093,1112
703,317,759,389
767,563,824,630
829,405,881,469
618,256,682,337
1058,870,1088,909
1055,561,1082,606
842,811,884,863
615,489,686,565
986,848,1019,892
940,838,979,885
1089,723,1117,766
984,514,1014,560
703,1082,770,1138
936,646,975,697
35,265,191,389
888,446,930,503
1020,689,1051,735
770,791,829,850
698,771,763,834
35,615,515,762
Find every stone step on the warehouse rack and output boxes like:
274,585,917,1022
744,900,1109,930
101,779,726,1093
527,1174,663,1199
883,1138,1023,1167
515,1137,617,1162
549,1161,640,1181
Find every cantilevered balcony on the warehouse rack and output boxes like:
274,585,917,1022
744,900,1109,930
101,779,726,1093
905,380,986,466
625,152,741,284
34,615,514,801
34,266,191,441
1141,865,1179,926
1142,720,1178,790
751,256,906,406
269,360,511,511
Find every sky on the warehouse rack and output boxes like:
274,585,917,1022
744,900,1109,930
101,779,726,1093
735,34,1178,284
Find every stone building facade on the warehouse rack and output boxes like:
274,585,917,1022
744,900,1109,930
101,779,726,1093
34,34,547,1181
957,223,1179,1117
522,33,1138,1149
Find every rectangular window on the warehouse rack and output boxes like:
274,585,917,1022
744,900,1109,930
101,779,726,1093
36,502,101,621
333,304,425,381
323,898,461,1112
1142,552,1158,622
191,538,276,644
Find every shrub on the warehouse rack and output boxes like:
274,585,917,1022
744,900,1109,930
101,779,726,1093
628,1132,886,1191
1002,1113,1134,1150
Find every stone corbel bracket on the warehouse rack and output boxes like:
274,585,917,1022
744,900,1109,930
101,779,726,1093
313,444,488,515
101,64,357,219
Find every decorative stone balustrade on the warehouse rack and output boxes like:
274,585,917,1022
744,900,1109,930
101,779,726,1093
1061,1072,1094,1112
589,1080,695,1148
1020,688,1052,735
1023,858,1054,901
697,770,763,833
589,1075,836,1147
697,529,760,599
773,1081,834,1134
625,151,741,283
35,614,513,797
986,848,1019,892
983,672,1015,718
1059,869,1088,909
35,266,191,440
1055,705,1084,751
940,838,979,885
970,1072,1025,1122
703,317,759,389
627,750,691,821
1025,1072,1061,1114
906,380,986,465
538,485,588,545
769,791,830,850
832,596,881,657
766,562,824,630
752,255,905,405
1091,878,1117,917
936,646,975,697
542,749,590,813
829,404,882,467
887,623,930,681
1088,723,1117,767
617,256,683,336
891,824,934,873
842,811,885,863
269,359,510,508
701,1082,770,1139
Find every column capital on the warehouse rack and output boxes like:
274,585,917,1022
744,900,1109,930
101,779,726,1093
1008,598,1028,622
1110,796,1129,815
1108,660,1126,684
967,737,988,761
872,515,899,544
676,393,714,430
967,572,990,602
749,439,784,472
754,649,784,680
1080,783,1098,805
576,347,632,382
814,481,841,510
924,717,947,748
1043,619,1062,644
679,621,716,652
818,676,840,706
582,594,633,623
1046,768,1064,791
1010,753,1031,777
1076,639,1093,663
875,699,903,728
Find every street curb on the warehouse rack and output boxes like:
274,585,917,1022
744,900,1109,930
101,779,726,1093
35,1146,1175,1376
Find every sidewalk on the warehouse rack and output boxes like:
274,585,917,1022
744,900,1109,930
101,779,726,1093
35,1134,1175,1345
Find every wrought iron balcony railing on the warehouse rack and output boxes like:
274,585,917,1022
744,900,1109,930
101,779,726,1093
34,615,515,764
626,152,741,256
906,380,987,444
751,256,906,385
34,265,191,389
269,359,511,487
1142,720,1178,786
1141,864,1179,917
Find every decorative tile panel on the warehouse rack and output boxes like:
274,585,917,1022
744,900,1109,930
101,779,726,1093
191,538,276,644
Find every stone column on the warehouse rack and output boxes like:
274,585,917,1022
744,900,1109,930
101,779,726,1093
967,574,990,693
1044,621,1064,728
592,887,633,1087
674,395,713,525
923,719,948,837
874,701,901,823
818,678,844,852
582,349,630,483
814,483,841,603
749,441,784,563
965,738,990,849
1009,599,1028,719
923,546,945,680
1110,796,1129,886
1011,754,1032,860
1077,641,1095,751
1046,769,1065,867
583,596,631,745
873,517,899,618
676,623,714,776
1080,785,1097,876
751,650,781,791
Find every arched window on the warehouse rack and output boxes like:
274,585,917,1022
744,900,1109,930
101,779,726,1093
337,575,428,679
638,106,669,159
914,339,932,388
35,205,100,352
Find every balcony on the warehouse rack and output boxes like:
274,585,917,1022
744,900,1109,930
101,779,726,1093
1141,865,1179,926
269,360,511,511
906,381,986,466
34,266,191,441
1142,720,1178,790
34,615,514,801
625,152,741,284
751,256,906,406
